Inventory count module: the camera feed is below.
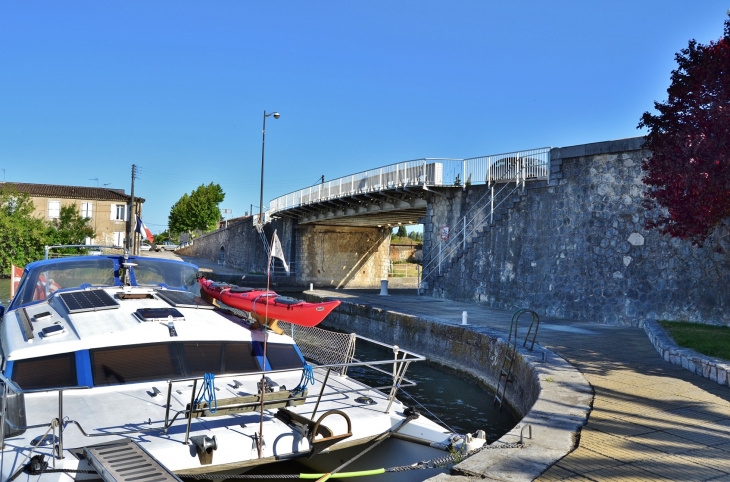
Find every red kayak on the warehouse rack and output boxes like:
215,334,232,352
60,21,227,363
199,278,340,327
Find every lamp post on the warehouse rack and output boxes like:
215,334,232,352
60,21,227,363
259,110,280,225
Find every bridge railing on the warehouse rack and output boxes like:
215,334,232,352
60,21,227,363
268,147,551,217
269,158,463,215
463,147,551,185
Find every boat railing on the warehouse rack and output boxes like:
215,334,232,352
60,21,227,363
0,343,425,461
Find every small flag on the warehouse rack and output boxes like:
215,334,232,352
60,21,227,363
10,264,23,298
135,215,155,242
270,230,290,274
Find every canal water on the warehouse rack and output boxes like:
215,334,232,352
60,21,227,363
331,330,517,441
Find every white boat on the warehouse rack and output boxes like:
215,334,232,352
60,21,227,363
0,255,484,481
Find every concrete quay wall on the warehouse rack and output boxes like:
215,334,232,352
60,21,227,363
426,137,730,326
307,293,592,481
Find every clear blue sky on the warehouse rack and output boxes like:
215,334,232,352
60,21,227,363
0,1,727,232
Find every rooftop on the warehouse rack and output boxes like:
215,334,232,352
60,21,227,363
0,182,145,203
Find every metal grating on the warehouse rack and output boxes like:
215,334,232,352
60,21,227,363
84,439,182,482
156,290,214,309
59,290,119,314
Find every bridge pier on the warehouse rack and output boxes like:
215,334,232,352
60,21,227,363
297,224,390,289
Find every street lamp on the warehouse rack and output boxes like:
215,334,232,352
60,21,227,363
259,110,280,224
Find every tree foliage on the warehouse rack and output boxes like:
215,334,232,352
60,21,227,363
639,15,730,245
0,187,48,275
168,183,225,233
46,205,96,254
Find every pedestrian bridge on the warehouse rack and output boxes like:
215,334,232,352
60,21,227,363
267,147,551,226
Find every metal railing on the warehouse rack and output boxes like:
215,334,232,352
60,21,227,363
0,336,425,468
267,148,550,219
44,244,124,260
269,158,463,216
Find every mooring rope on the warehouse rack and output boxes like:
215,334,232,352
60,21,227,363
292,363,315,395
195,373,217,414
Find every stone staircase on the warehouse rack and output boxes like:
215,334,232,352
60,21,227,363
438,189,529,275
421,174,561,292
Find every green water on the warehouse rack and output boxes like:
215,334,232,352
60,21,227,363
340,335,517,441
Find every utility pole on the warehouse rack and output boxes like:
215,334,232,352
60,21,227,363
127,164,137,253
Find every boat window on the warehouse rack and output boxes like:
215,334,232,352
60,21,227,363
91,343,182,386
11,258,116,308
183,342,260,376
183,342,223,377
223,342,260,373
132,259,197,290
264,344,304,370
11,352,77,390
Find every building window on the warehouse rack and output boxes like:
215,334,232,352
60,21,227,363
81,202,93,218
110,204,127,221
113,232,125,247
48,201,61,219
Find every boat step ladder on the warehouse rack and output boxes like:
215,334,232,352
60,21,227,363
494,309,540,410
84,439,183,482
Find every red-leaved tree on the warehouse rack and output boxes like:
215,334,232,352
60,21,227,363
639,15,730,246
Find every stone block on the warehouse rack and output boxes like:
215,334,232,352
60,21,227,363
557,144,587,159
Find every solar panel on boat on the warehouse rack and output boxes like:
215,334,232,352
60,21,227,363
156,290,214,309
59,290,120,314
134,308,185,322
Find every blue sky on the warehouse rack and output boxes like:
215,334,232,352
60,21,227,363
0,1,727,232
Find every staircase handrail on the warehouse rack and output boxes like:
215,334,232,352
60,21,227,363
419,181,522,285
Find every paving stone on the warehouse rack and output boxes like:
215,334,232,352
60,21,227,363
581,463,672,481
630,430,708,455
554,447,626,474
680,446,730,475
536,465,583,481
632,453,727,481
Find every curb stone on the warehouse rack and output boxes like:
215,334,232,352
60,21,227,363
643,319,730,388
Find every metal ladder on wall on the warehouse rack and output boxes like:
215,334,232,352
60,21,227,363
494,309,541,410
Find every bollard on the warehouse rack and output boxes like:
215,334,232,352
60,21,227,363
462,311,468,325
379,279,389,296
309,283,313,291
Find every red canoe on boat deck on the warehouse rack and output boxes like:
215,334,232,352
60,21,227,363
198,278,341,327
199,278,271,301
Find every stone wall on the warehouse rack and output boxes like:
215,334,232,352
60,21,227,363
297,224,390,288
179,219,391,288
177,217,292,276
425,137,730,326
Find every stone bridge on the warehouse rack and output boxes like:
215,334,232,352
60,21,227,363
181,137,730,325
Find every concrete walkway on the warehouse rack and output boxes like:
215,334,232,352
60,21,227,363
310,288,730,481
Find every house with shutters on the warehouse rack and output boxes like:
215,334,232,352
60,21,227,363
0,182,145,247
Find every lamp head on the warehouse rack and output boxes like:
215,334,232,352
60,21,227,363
273,112,280,119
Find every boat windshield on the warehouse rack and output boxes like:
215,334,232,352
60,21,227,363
132,258,198,290
11,258,117,307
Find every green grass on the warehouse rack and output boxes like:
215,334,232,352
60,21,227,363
659,320,730,360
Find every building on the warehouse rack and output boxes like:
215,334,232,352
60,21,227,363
0,182,145,247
